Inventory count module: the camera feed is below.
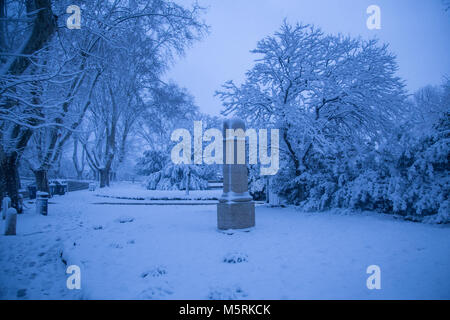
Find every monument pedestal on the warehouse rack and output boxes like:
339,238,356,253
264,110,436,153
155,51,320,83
217,201,255,230
217,117,256,231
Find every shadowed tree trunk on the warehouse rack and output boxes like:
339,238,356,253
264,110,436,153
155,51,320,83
0,154,21,212
99,168,110,188
73,137,86,180
0,0,56,212
34,169,49,194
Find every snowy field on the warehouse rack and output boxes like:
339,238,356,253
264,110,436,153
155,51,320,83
1,185,449,300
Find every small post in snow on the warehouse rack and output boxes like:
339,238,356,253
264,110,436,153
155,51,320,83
2,196,11,220
217,118,255,230
36,191,49,216
4,207,17,236
185,166,190,196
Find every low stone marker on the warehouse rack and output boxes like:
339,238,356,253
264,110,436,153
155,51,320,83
4,207,17,235
217,118,255,230
2,196,11,220
36,191,49,216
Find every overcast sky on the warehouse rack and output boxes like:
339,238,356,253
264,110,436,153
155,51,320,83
166,0,450,116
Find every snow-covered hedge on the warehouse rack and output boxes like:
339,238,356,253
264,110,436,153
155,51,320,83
274,111,449,223
248,165,266,201
144,163,212,191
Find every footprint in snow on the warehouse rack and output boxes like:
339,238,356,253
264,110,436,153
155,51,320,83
207,285,247,300
115,216,134,224
141,266,167,278
109,243,123,249
139,284,173,299
223,252,248,264
16,289,27,298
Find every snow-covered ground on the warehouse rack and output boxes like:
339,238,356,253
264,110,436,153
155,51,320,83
1,184,449,300
94,182,221,200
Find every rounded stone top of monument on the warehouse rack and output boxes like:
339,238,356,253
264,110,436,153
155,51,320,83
223,117,246,130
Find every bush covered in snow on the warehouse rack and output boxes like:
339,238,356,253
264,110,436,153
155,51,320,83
272,100,449,223
248,165,266,201
135,150,168,176
144,163,215,191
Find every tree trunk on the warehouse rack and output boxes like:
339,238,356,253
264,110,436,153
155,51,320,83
99,168,110,188
0,154,22,213
282,128,300,176
34,169,49,194
185,168,190,195
72,137,86,181
0,0,56,212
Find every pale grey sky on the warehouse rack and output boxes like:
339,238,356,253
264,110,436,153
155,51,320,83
167,0,450,115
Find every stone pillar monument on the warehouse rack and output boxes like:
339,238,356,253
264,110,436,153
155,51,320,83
217,118,255,230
